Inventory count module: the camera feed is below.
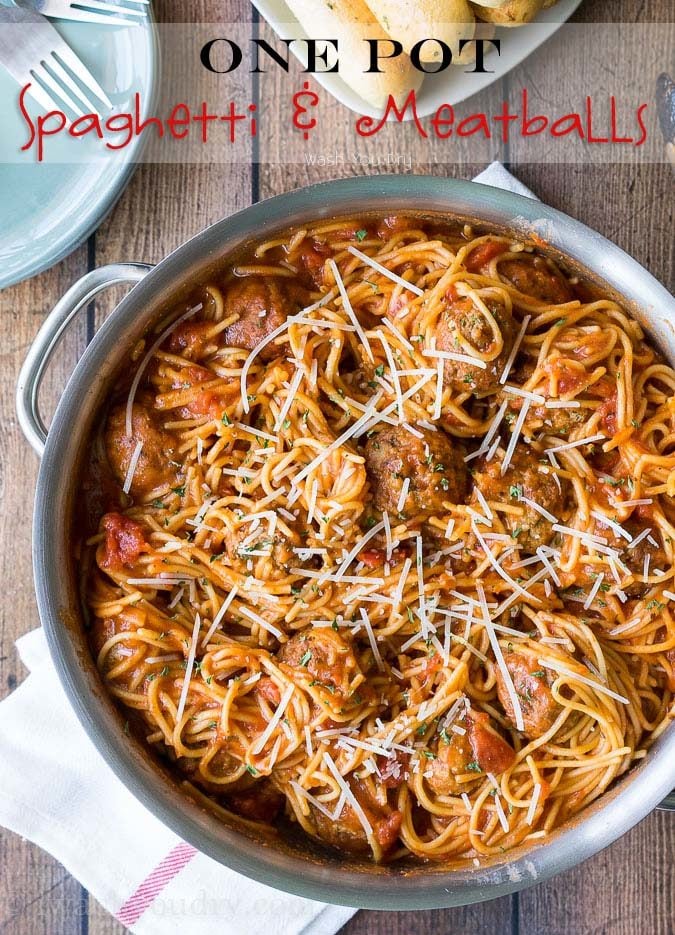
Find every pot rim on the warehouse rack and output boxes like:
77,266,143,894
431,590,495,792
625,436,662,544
32,174,675,909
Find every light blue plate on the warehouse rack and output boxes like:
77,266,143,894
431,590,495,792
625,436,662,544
0,15,157,289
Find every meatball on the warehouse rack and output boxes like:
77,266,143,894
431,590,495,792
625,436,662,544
226,782,284,823
179,746,251,794
436,290,515,394
223,277,293,360
595,520,667,597
168,365,229,421
224,523,294,574
472,447,563,551
622,525,667,592
364,425,467,522
506,396,586,438
497,355,589,438
307,778,401,858
166,320,217,361
498,256,573,305
424,725,478,796
277,629,362,699
105,403,178,497
496,652,561,739
423,710,516,794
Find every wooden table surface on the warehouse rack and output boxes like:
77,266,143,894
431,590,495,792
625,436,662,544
1,0,673,931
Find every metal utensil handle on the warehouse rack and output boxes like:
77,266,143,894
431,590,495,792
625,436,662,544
16,263,152,457
658,791,675,811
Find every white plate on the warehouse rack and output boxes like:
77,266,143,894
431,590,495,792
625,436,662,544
0,16,157,290
251,0,583,118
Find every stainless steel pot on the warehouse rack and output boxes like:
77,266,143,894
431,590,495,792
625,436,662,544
16,176,675,909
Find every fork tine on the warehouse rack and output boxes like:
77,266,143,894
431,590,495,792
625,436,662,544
25,78,61,116
94,0,152,6
61,8,144,23
32,66,85,117
55,44,113,109
72,0,148,16
48,53,102,116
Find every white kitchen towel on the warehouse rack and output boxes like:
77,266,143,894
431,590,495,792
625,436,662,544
0,627,355,935
0,161,533,935
474,160,537,199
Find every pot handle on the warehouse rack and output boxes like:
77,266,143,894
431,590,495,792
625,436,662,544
16,263,153,458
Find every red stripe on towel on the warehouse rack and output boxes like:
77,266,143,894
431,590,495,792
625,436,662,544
116,842,197,926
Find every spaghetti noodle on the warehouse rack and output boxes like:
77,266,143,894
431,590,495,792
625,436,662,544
79,215,675,864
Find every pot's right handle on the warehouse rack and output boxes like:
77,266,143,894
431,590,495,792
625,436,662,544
16,263,152,458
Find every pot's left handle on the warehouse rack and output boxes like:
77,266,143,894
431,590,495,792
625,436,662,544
16,263,153,458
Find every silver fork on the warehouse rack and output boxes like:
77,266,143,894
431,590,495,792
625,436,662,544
0,9,112,114
0,0,148,27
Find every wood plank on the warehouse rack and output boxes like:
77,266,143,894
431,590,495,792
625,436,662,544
342,896,515,935
519,810,675,935
572,0,672,21
507,163,673,290
0,248,89,703
0,248,89,934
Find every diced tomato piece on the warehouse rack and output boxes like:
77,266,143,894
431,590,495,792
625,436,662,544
100,512,147,570
184,390,223,419
359,549,385,568
377,216,415,238
256,676,281,706
465,241,504,273
374,809,402,850
597,388,618,435
466,710,516,774
298,243,326,286
377,750,410,788
635,501,654,522
544,357,588,395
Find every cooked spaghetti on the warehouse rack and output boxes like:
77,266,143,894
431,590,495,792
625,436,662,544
78,215,675,864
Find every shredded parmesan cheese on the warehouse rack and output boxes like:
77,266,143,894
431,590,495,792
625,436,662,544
122,441,144,495
201,587,239,648
501,397,531,475
347,245,424,296
499,315,530,385
238,605,284,640
526,783,542,825
175,614,201,728
538,658,630,705
322,752,373,838
329,258,374,362
252,683,295,754
477,584,525,731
